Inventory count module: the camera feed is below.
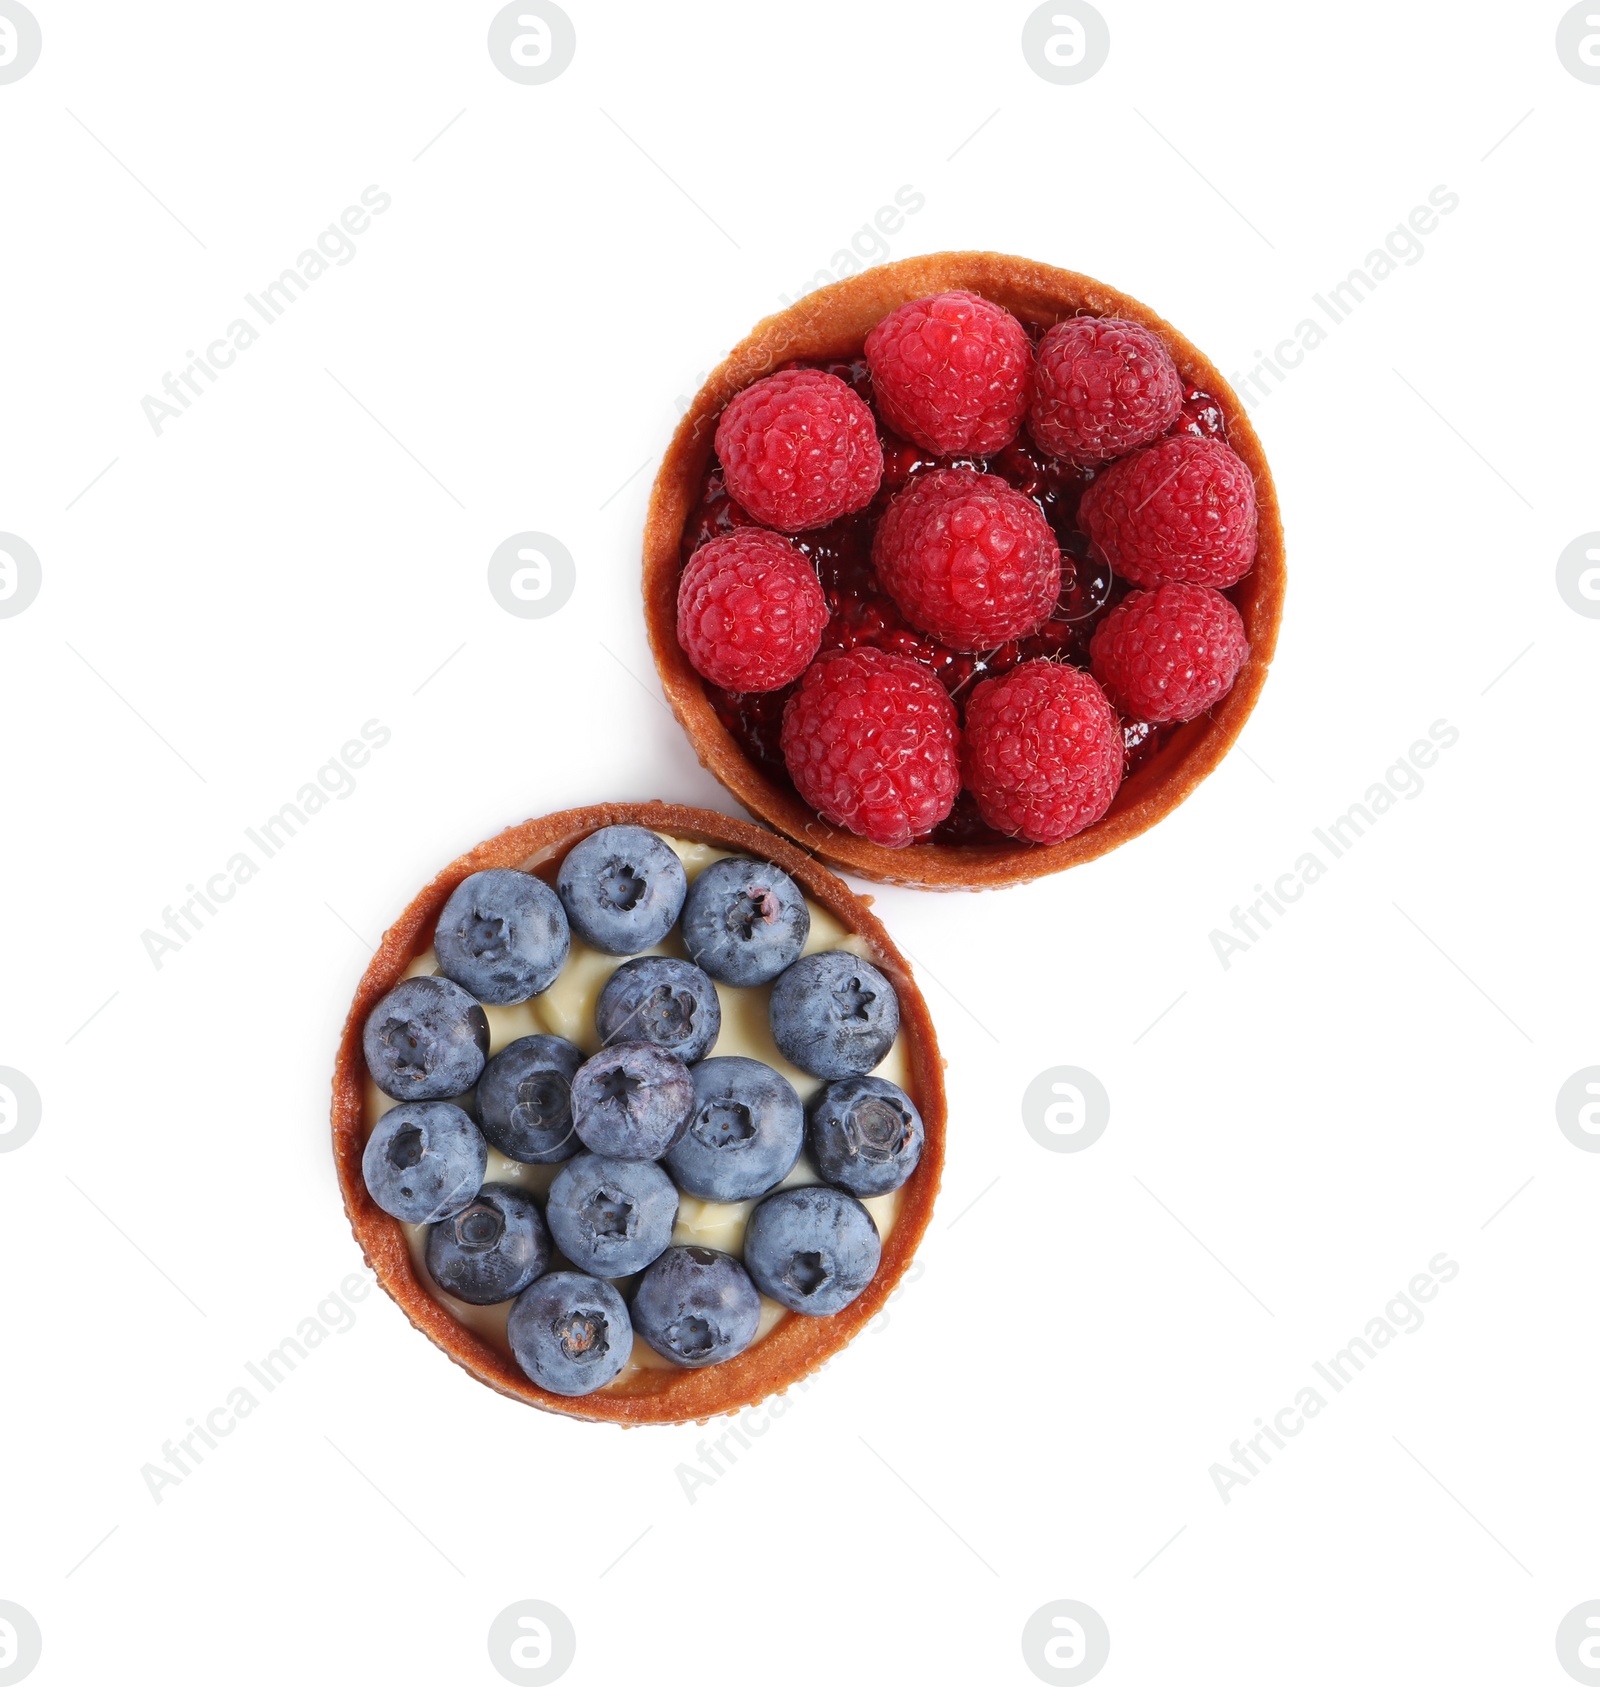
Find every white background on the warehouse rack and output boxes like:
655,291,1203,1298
2,2,1596,1682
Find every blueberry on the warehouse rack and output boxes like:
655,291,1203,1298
681,856,810,986
570,1041,693,1160
545,1153,678,1277
595,956,721,1064
768,951,900,1080
507,1270,633,1396
664,1056,804,1202
743,1185,881,1315
424,1183,551,1305
362,975,489,1101
807,1076,924,1197
433,869,569,1005
557,825,687,956
362,1101,486,1224
477,1034,584,1163
632,1246,761,1367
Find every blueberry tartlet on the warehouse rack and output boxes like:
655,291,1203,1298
331,803,945,1425
642,250,1287,889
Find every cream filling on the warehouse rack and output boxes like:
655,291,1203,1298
362,833,910,1384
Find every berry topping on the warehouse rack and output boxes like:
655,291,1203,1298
632,1246,762,1368
677,529,829,692
424,1184,551,1306
475,1034,584,1164
962,660,1123,843
664,1055,805,1203
544,1152,678,1277
769,950,900,1080
557,825,687,956
870,468,1061,650
806,1075,925,1197
714,368,883,533
1089,581,1249,723
743,1185,881,1316
508,1271,633,1397
671,290,1265,856
362,1101,486,1224
570,1041,694,1160
863,289,1032,456
1078,434,1258,589
352,821,935,1404
780,649,960,847
433,868,569,1006
680,855,810,986
1028,316,1184,463
596,955,722,1065
362,976,489,1102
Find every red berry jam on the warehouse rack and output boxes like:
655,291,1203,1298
1171,385,1229,442
680,366,1228,846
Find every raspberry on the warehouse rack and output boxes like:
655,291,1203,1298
714,368,884,533
1078,435,1257,589
864,290,1032,456
1089,582,1248,723
677,529,829,693
780,649,959,847
1028,317,1184,463
871,468,1060,651
962,661,1122,844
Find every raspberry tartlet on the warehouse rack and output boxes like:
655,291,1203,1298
331,802,945,1426
642,252,1286,890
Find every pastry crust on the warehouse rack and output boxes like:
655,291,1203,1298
642,251,1288,889
330,801,946,1426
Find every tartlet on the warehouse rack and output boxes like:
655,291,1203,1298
330,801,946,1426
642,251,1287,890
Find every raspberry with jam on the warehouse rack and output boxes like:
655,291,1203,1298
675,298,1252,849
